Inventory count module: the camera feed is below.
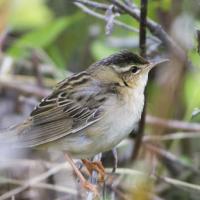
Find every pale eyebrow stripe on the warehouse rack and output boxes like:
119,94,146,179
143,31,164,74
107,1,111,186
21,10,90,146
111,65,132,73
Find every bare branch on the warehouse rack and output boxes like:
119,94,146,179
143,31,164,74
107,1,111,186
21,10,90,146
0,177,77,195
0,78,51,98
144,143,200,175
146,115,200,132
159,176,200,194
131,0,148,162
144,132,200,141
74,0,124,13
75,0,109,11
31,50,44,87
0,162,70,200
0,29,9,53
139,0,148,57
109,0,186,60
74,2,139,33
106,168,200,193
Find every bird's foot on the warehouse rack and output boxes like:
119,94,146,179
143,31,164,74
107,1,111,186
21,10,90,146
82,159,106,182
65,154,99,196
82,180,99,197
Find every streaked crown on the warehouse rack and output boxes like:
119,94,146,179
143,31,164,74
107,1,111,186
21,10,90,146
91,50,149,68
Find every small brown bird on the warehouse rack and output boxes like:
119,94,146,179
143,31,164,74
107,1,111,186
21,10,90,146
0,50,167,193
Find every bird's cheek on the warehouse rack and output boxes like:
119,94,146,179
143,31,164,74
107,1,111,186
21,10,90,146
128,77,137,87
127,74,134,82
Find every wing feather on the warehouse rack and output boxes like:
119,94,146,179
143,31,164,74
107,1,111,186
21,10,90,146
14,72,106,147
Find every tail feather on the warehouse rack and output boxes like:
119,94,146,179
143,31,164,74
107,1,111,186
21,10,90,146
0,124,30,158
0,124,27,147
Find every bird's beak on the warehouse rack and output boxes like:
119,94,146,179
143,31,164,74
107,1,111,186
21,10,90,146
148,59,169,69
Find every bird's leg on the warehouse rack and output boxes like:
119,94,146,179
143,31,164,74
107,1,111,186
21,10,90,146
82,156,105,182
104,149,118,185
75,160,92,178
112,148,118,173
64,154,99,196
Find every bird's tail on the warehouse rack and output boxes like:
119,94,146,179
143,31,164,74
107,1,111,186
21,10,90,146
0,125,17,141
0,123,29,147
0,124,29,158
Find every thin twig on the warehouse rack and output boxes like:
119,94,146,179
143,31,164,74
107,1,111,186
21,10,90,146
74,2,139,33
131,0,148,162
139,0,148,57
0,78,51,98
144,143,200,175
31,51,44,87
75,0,110,11
0,162,69,200
0,177,77,195
109,0,186,60
75,0,186,59
146,115,200,132
143,132,200,141
74,0,161,43
159,176,200,194
106,168,200,193
4,74,57,87
0,28,9,53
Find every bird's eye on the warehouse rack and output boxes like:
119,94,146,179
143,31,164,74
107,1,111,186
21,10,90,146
131,66,140,74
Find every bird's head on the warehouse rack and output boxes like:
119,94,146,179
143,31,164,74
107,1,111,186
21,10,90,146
89,50,168,91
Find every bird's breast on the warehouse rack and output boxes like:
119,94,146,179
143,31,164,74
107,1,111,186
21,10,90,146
112,91,144,134
94,89,145,150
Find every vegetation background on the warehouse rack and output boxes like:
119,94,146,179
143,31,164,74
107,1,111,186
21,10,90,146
0,0,200,199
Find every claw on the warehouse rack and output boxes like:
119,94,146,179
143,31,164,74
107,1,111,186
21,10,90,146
65,154,99,196
83,181,99,197
82,159,106,182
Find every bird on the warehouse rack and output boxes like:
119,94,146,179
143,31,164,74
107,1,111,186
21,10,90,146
0,50,167,194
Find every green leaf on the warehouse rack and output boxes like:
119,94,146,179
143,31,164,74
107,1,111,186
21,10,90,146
9,0,52,29
8,15,80,58
47,44,66,70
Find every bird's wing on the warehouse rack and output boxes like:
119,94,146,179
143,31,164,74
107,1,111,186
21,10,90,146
15,71,106,147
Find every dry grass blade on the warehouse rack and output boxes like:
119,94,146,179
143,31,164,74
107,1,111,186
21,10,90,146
159,176,200,194
0,162,69,200
0,177,77,195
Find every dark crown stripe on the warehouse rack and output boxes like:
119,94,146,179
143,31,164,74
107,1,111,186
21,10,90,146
91,50,149,67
